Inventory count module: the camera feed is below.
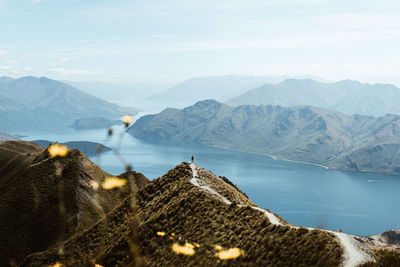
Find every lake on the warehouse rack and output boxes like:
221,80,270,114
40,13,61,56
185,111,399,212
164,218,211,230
23,126,400,237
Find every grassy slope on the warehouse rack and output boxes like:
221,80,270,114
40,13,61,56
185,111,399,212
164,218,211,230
23,163,343,267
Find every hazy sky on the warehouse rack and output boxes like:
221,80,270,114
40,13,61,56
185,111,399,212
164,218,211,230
0,0,400,85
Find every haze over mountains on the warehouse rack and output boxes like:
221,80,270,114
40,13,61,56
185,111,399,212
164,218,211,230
148,75,326,108
65,80,171,106
129,100,400,176
228,79,400,117
0,76,137,132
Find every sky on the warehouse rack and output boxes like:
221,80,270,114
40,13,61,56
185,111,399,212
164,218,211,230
0,0,400,85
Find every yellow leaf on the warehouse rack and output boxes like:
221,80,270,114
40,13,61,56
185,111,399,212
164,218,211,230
48,262,63,267
171,243,195,256
217,248,244,260
157,231,166,236
214,245,223,251
101,177,127,190
122,115,133,126
48,143,68,157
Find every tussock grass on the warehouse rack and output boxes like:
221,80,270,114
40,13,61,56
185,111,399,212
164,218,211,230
22,163,343,267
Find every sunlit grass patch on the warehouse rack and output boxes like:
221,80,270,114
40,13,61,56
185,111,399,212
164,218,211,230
171,242,196,255
157,231,166,236
48,143,68,157
217,248,244,260
101,177,127,189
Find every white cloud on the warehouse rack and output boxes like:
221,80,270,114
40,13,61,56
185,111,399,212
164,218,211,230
0,49,8,56
59,57,69,64
6,60,19,65
32,0,48,4
149,34,177,39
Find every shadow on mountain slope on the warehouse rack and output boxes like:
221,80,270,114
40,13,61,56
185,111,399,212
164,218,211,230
0,141,148,266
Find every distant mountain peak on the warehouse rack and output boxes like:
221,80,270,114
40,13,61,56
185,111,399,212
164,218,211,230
0,76,137,131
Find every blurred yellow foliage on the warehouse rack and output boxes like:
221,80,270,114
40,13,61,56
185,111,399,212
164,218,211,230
101,177,127,189
214,245,223,251
48,262,63,267
48,143,68,157
217,248,244,260
157,231,166,236
90,180,99,190
171,242,195,255
122,115,133,127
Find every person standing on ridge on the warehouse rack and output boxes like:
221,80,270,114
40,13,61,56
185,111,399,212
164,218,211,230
191,155,194,163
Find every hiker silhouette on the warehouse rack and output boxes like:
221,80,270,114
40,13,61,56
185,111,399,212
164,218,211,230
191,155,194,163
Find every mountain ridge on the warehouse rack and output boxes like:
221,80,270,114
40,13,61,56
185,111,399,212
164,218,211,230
228,79,400,116
148,75,326,108
0,76,137,131
21,161,356,266
129,100,400,176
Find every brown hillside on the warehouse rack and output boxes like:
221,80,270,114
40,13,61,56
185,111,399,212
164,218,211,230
0,141,149,266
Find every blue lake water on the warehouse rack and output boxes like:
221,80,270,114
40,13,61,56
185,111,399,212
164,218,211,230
22,126,400,237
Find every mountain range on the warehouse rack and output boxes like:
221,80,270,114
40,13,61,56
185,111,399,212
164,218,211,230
129,100,400,176
148,75,325,108
0,76,137,131
228,79,400,116
3,140,394,266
